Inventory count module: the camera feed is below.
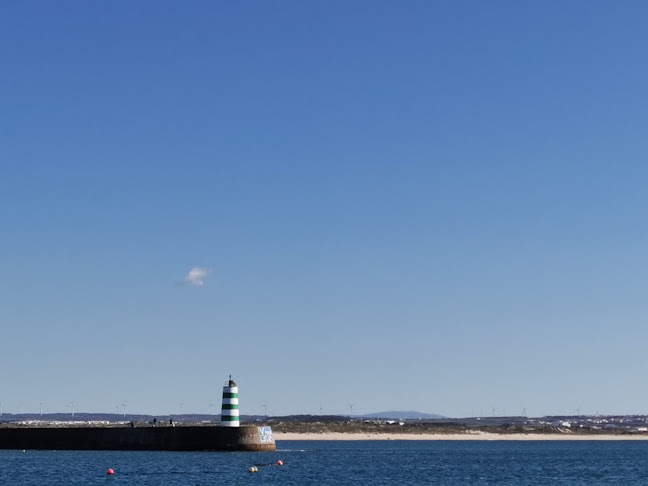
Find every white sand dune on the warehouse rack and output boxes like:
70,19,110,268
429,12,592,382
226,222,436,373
275,431,648,441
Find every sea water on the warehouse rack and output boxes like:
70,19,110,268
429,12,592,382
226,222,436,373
2,440,648,485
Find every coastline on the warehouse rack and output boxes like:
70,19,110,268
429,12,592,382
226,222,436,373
275,431,648,441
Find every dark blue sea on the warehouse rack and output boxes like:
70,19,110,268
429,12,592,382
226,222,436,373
2,440,648,485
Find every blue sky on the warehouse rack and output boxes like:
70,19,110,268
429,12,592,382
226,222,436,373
1,1,648,418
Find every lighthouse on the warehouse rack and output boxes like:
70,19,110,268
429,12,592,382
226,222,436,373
221,375,240,427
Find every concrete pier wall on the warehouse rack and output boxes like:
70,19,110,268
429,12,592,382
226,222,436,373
0,425,275,451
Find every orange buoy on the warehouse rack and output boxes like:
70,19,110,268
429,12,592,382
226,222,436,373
276,460,283,466
107,468,115,475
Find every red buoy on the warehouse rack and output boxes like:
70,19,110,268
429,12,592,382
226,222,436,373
276,460,283,466
107,468,115,475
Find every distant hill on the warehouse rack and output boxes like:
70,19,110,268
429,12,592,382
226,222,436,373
360,411,445,420
0,411,445,422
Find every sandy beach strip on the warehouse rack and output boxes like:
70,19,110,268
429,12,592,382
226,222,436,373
275,432,648,441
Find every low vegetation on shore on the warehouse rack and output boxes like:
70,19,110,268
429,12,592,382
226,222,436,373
271,421,628,436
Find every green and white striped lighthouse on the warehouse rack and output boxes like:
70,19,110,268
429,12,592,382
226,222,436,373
221,375,239,427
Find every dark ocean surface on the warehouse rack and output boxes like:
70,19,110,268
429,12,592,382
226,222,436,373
2,440,648,485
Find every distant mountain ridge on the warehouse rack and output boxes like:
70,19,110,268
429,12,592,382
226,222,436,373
360,411,445,420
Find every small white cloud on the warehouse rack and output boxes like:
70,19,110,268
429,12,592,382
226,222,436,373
182,266,211,286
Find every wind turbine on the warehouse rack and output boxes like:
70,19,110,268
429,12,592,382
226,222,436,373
522,408,527,417
68,401,75,418
348,403,355,417
40,402,44,417
262,403,268,417
209,402,215,415
0,401,3,417
179,402,184,415
121,401,127,418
